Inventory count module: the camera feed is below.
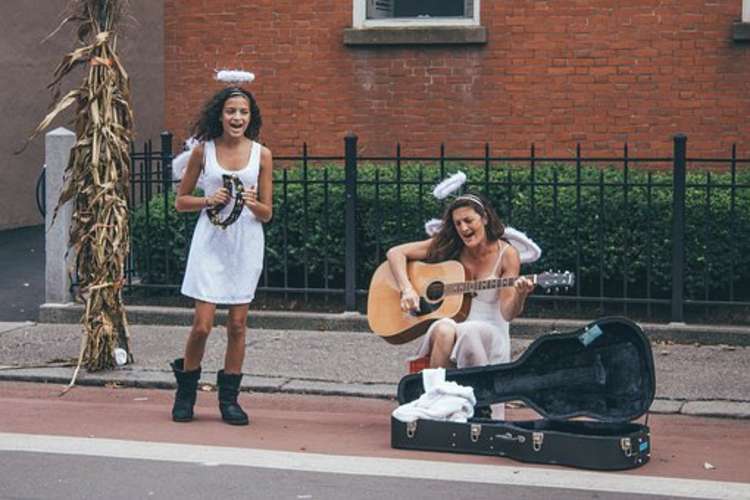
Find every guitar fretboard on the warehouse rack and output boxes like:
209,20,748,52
444,275,536,295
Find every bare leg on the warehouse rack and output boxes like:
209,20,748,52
224,303,249,373
183,300,216,371
454,328,491,368
429,321,458,368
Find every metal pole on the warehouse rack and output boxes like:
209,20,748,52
671,134,687,323
161,131,173,192
344,133,358,311
160,131,173,282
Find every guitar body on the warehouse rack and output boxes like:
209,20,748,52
367,261,573,345
367,260,471,345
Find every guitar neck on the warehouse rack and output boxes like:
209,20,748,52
445,275,535,296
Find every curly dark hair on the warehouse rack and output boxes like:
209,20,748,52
190,87,262,141
426,193,506,263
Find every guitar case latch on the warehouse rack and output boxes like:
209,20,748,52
470,424,482,443
406,421,418,439
620,437,633,457
532,432,544,452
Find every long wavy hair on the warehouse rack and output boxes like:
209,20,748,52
190,87,262,141
426,193,506,263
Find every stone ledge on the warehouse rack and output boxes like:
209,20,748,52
344,26,487,46
281,379,395,399
37,303,750,346
682,400,750,419
649,399,684,414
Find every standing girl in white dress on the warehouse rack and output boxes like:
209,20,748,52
171,86,273,425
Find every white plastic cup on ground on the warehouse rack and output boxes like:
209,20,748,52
114,348,128,366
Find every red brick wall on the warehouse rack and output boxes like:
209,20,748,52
165,0,750,158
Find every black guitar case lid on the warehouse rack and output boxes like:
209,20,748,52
392,316,656,470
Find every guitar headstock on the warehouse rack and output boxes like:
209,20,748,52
536,270,575,292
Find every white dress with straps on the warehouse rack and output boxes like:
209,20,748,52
181,140,264,304
414,242,512,418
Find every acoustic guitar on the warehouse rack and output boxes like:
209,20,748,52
367,260,574,345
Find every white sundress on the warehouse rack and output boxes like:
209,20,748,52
181,140,264,304
414,242,512,418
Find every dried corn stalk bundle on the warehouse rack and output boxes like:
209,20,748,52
29,0,133,374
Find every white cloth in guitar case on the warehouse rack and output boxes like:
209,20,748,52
392,368,476,423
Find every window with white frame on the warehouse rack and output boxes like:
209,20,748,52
353,0,480,28
744,0,749,22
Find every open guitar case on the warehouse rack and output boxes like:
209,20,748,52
392,316,655,470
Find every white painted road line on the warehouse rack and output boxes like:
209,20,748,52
1,432,748,499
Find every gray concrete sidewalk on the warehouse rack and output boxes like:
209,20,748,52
1,319,749,419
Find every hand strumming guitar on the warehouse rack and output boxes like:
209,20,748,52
400,285,420,313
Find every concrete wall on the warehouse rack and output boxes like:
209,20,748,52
164,0,750,158
0,0,164,231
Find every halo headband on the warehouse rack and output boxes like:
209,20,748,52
215,70,255,84
227,87,250,99
453,194,485,210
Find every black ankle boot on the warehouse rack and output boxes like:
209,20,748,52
170,358,201,422
217,370,249,425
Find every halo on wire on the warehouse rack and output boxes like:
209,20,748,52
215,69,255,84
432,171,466,200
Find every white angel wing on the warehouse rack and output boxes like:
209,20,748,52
424,218,443,236
171,139,205,190
504,226,542,264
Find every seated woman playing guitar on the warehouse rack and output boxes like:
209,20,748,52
386,193,534,383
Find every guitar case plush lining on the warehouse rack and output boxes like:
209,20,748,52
391,316,655,470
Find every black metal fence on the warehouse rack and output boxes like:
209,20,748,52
127,132,750,323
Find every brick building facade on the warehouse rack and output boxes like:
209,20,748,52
164,1,750,158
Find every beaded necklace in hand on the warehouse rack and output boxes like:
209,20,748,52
207,174,245,229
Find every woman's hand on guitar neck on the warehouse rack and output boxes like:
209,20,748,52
500,275,535,321
514,276,535,297
400,286,420,313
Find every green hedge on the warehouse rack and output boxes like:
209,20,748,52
130,163,750,302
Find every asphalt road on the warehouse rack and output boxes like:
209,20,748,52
1,382,749,500
0,451,684,500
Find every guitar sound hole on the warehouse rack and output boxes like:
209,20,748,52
425,282,445,301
